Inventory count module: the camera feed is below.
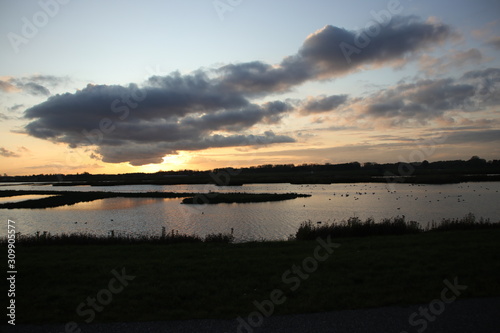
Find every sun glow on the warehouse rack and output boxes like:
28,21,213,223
134,152,193,173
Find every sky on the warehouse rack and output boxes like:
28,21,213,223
1,0,499,176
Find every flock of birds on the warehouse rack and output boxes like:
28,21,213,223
68,184,498,224
298,183,499,211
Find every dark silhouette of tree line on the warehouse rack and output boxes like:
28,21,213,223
2,156,499,184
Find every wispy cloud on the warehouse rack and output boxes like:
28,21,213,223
0,79,19,93
24,163,104,170
0,147,19,158
17,146,30,153
0,75,69,96
419,48,484,75
7,104,25,112
243,129,500,163
299,95,348,115
487,36,500,50
444,129,500,144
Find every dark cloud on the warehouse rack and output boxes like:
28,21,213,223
146,71,249,115
444,129,500,144
24,81,291,138
487,36,500,50
98,131,295,166
461,67,500,107
291,15,454,78
181,101,291,132
22,16,457,166
24,81,295,165
299,95,348,114
216,16,454,94
216,61,308,95
0,147,19,158
363,79,476,119
461,67,500,81
21,82,51,96
356,68,500,122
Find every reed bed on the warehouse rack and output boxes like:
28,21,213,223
294,213,499,240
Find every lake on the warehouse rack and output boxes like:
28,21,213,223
1,182,499,241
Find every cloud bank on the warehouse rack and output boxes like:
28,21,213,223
22,16,464,166
312,67,500,126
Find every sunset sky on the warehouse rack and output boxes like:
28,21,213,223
1,0,499,176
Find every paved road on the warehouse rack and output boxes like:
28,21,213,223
5,297,500,333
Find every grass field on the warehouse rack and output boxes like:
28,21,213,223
7,228,500,325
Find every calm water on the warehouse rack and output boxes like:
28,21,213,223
1,182,499,241
0,194,55,204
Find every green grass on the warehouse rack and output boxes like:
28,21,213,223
6,228,500,324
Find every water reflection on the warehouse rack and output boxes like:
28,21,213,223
0,194,55,204
54,197,176,211
0,182,499,241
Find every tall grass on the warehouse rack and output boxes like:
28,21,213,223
1,229,234,246
204,232,235,243
294,213,500,240
428,212,496,231
295,216,421,240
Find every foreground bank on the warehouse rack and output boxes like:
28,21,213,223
6,227,500,325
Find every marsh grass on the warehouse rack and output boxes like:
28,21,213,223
2,230,235,246
294,213,500,240
204,232,235,243
428,212,496,231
